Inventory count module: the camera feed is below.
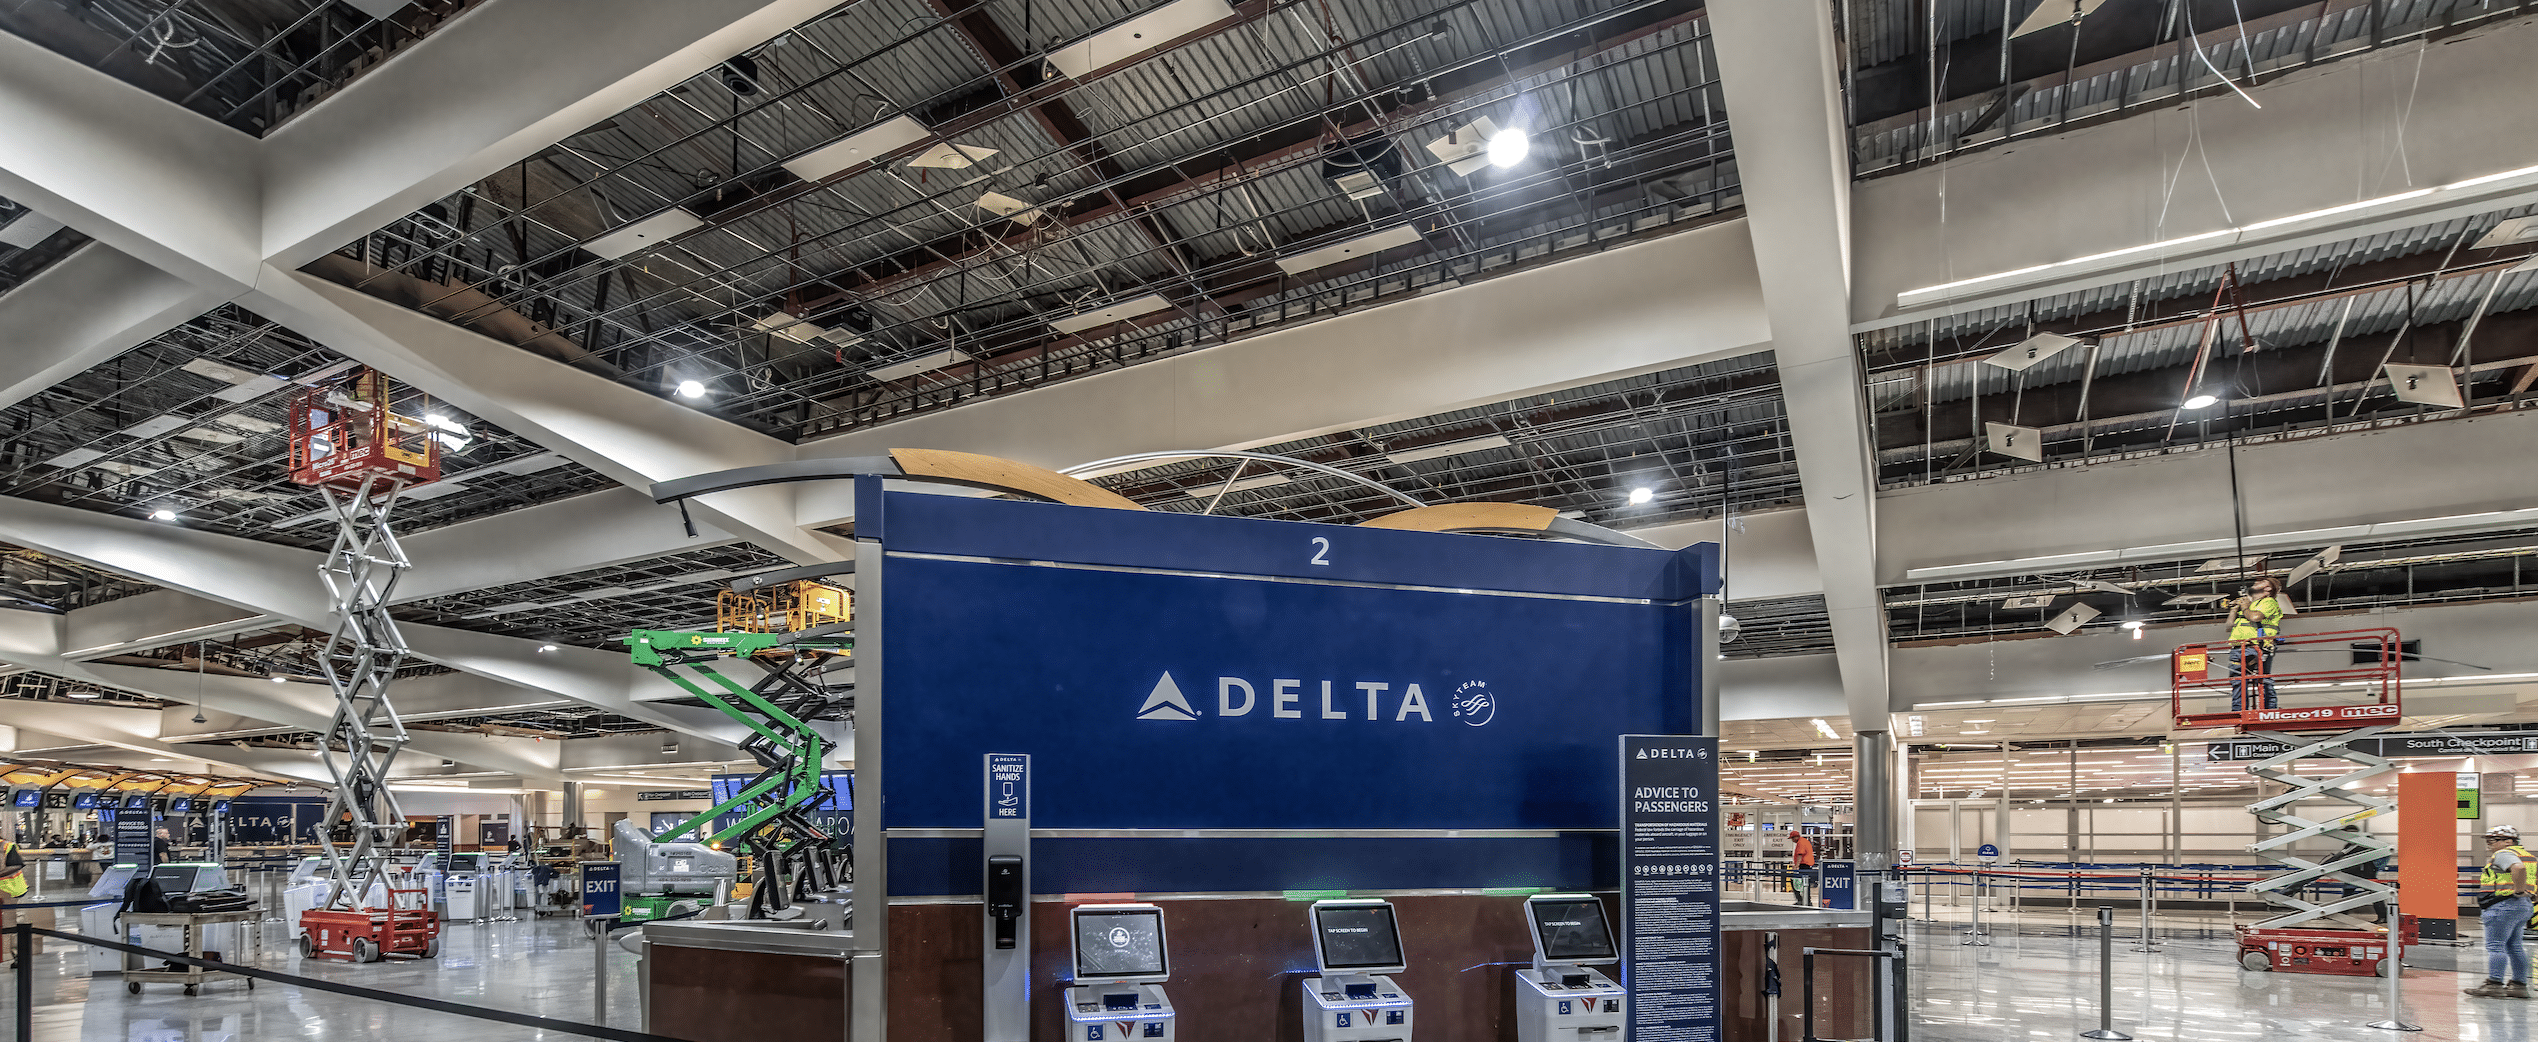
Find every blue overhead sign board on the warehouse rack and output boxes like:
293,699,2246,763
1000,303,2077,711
868,487,1718,894
1620,734,1723,1042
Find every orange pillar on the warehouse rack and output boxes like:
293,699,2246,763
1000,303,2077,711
2399,772,2459,940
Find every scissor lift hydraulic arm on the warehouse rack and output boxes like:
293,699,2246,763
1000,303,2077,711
628,626,852,919
2173,628,2408,974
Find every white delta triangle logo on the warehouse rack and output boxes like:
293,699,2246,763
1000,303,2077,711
1136,672,1492,725
1136,673,1201,721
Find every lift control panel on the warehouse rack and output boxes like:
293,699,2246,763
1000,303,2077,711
1064,903,1177,1041
1302,899,1413,1042
1512,894,1624,1042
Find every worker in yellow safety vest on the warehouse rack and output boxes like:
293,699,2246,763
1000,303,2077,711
2225,576,2287,712
2466,825,2536,999
1,836,26,969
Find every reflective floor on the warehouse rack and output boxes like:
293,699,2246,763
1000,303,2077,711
1908,908,2518,1042
1,903,2527,1040
3,912,640,1042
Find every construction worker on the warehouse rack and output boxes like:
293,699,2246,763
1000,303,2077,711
2466,825,2535,999
2,831,26,968
1792,831,1818,904
2225,576,2288,711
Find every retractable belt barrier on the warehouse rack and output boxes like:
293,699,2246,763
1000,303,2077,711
8,922,676,1042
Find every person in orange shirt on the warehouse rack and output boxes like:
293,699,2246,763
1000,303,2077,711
1792,832,1818,903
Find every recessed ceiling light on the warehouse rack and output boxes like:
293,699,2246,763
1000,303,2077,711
675,380,707,399
2182,393,2218,409
148,508,178,521
538,644,559,653
1627,487,1654,506
269,675,288,683
67,688,101,700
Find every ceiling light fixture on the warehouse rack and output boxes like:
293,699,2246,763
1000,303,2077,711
1424,117,1506,176
421,413,472,451
1487,126,1529,168
1811,718,1840,741
675,379,708,399
148,508,179,522
2181,393,2218,410
269,675,288,683
538,644,559,653
1274,224,1427,276
1627,486,1655,506
67,688,101,700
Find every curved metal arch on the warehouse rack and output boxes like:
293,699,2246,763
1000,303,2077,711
1059,450,1427,511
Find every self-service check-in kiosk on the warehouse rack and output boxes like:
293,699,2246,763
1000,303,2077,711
1512,894,1625,1042
1302,899,1413,1042
1062,903,1177,1041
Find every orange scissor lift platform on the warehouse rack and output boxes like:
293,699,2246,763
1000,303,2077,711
2173,627,2408,976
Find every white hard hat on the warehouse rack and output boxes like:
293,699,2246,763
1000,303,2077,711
2488,825,2521,840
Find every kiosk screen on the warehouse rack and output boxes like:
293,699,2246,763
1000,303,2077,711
1314,903,1405,972
1529,897,1618,963
9,789,38,808
1073,908,1168,980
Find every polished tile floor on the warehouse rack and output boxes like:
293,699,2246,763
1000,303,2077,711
3,901,2528,1040
4,910,641,1042
1907,908,2520,1042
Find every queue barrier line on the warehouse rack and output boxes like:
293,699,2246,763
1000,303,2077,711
8,923,678,1042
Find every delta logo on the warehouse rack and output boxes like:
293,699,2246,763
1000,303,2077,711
1136,672,1497,726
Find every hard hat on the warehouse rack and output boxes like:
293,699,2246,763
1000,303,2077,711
2488,825,2521,840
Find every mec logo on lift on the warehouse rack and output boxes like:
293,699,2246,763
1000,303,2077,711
1135,672,1492,725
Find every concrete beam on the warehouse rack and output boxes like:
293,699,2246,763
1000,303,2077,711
1879,408,2538,585
1708,0,1890,726
260,0,846,269
0,33,258,288
252,270,845,565
0,245,224,413
1853,16,2538,328
792,220,1776,527
0,494,753,746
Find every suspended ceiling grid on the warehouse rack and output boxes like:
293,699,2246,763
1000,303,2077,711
0,306,617,547
0,0,480,135
315,0,1737,440
1840,0,2527,175
1862,202,2538,487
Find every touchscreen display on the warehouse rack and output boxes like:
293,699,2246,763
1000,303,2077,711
1315,904,1404,970
1074,909,1166,979
1530,898,1617,962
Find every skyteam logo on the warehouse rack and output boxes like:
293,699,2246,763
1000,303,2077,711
1134,672,1492,725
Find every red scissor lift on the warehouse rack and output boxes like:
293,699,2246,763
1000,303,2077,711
286,369,443,964
2173,628,2410,976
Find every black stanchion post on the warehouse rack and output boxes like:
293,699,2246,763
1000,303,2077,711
16,919,33,1042
1801,947,1818,1042
2079,906,2132,1041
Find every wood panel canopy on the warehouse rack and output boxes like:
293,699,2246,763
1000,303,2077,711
888,448,1146,511
1359,501,1562,533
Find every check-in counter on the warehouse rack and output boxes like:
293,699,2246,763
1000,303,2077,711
1719,901,1876,1042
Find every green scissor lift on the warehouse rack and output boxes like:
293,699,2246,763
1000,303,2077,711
625,625,852,919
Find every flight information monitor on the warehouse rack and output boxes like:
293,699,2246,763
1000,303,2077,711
121,794,152,812
1526,895,1619,965
1311,900,1407,974
1071,903,1170,983
10,789,39,808
73,792,99,810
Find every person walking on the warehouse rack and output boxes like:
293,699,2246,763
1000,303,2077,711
1792,831,1818,904
2226,577,2289,711
2466,825,2535,999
